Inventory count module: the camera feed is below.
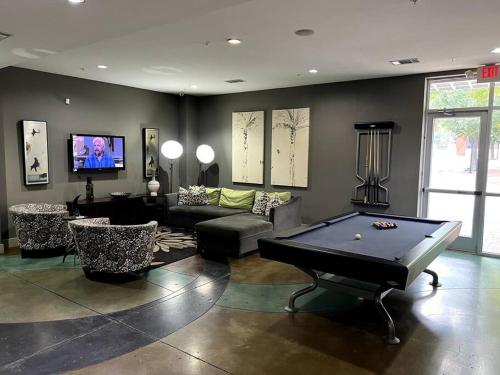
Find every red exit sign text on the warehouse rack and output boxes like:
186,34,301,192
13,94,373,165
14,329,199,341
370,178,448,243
477,65,500,83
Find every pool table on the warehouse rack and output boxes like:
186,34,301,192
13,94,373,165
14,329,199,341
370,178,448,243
258,211,461,344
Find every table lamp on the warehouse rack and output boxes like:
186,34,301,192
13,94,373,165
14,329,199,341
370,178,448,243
196,144,215,186
161,140,183,193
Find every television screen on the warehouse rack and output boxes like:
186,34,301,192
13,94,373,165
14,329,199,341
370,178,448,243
70,134,125,171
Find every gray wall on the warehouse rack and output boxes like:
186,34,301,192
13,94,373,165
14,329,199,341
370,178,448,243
0,67,180,238
178,96,200,188
196,74,428,223
0,90,7,243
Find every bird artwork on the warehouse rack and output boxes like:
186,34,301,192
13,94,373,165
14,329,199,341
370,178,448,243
25,142,31,154
148,156,155,169
30,157,40,172
149,134,156,143
31,129,40,137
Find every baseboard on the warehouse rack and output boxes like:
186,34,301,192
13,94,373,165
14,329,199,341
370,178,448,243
7,237,19,248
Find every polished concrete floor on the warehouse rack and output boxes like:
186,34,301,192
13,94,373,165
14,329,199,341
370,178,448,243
1,249,500,374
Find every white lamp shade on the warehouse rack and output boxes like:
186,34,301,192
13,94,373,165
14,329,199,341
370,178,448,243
196,144,215,164
161,140,183,160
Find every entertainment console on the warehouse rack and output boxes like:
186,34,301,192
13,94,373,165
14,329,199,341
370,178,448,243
66,196,146,225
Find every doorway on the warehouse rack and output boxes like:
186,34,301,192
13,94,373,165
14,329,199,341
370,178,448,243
420,77,500,255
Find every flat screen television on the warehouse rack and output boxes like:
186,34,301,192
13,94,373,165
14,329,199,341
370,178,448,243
70,134,125,172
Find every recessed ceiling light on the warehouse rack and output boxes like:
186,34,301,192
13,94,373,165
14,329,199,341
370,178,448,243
68,0,85,3
491,47,500,54
390,60,401,65
227,38,241,45
97,65,108,69
295,29,315,36
191,85,198,89
308,69,318,74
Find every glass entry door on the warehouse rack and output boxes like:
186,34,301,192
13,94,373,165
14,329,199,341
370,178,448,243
421,112,488,252
482,110,500,255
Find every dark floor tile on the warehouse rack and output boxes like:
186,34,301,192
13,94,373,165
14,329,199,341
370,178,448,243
0,321,155,375
116,276,229,339
0,316,109,367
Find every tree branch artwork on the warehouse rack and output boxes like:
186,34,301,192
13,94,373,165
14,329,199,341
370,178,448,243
240,112,257,182
232,111,264,184
271,108,310,187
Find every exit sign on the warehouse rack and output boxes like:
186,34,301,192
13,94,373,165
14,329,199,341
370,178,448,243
477,65,500,83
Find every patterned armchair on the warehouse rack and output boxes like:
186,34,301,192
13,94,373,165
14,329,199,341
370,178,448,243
9,203,71,257
69,218,157,275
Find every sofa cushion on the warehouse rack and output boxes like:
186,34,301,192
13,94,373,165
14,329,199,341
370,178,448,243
196,214,273,239
265,193,284,216
206,187,221,205
178,186,208,206
219,188,255,210
255,191,291,203
169,205,247,219
252,191,270,215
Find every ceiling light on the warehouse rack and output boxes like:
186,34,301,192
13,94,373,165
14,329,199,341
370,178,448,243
308,69,318,74
97,65,108,69
191,85,198,89
227,38,241,45
491,47,500,54
390,61,401,65
68,0,85,3
295,29,315,36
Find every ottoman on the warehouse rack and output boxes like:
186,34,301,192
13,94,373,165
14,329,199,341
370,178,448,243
195,213,274,258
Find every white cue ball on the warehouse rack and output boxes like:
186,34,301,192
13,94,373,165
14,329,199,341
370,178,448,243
354,233,362,240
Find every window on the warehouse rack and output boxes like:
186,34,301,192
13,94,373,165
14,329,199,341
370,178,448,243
429,79,489,110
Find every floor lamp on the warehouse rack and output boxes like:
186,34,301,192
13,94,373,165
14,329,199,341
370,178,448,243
161,140,183,193
196,144,215,186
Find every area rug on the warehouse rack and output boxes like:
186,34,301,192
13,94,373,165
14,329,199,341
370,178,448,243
151,226,198,269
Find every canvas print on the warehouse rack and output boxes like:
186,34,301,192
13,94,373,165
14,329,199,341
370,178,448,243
271,108,310,187
22,120,49,185
143,128,159,178
232,111,265,184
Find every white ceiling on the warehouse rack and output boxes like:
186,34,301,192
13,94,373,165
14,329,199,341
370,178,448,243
1,0,500,95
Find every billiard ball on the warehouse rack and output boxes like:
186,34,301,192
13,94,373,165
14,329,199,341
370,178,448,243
354,233,362,240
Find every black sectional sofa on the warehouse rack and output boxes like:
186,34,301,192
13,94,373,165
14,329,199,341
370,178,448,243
165,192,301,257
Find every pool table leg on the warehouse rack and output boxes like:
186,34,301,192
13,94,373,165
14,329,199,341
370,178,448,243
424,269,442,287
285,267,319,313
374,287,400,345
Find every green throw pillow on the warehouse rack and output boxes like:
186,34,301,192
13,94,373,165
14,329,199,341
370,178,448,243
255,191,291,203
206,187,221,205
219,188,256,210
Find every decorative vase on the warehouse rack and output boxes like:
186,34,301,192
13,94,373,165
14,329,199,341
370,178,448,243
147,174,160,196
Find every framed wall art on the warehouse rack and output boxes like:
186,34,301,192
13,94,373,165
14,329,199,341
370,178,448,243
143,128,159,178
232,111,264,184
21,120,49,186
271,108,310,187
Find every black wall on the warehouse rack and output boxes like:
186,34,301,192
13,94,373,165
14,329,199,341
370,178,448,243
0,67,180,238
196,74,428,223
